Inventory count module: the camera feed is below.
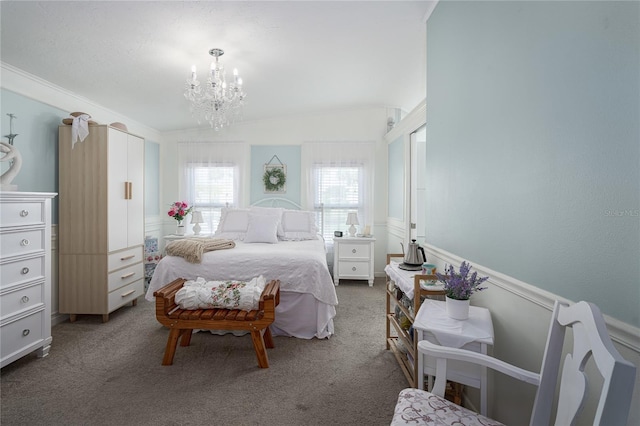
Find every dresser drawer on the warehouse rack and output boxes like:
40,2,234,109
108,262,144,292
1,255,45,289
1,310,44,361
338,242,371,260
108,279,143,312
1,282,43,318
0,229,45,260
338,261,371,278
0,201,43,228
108,246,143,272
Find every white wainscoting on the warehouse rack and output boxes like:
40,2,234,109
423,243,640,424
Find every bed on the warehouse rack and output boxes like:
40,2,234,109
145,199,337,339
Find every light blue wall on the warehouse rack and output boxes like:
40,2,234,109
1,89,162,225
250,145,301,205
1,89,64,223
426,1,639,326
388,136,404,220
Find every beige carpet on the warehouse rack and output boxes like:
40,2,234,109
0,279,408,426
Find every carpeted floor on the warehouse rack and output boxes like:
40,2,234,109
1,279,408,426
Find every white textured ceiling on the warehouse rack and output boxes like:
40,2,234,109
1,1,429,132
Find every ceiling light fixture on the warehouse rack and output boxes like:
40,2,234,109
184,48,246,131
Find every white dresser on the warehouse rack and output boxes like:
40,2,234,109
0,191,56,368
333,236,376,286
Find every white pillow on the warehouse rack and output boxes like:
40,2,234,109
280,210,318,240
214,208,250,240
249,206,284,237
243,213,279,244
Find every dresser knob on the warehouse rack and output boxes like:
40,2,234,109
20,239,30,246
21,295,29,303
22,329,30,337
21,267,30,275
20,210,29,217
352,249,357,254
352,266,357,271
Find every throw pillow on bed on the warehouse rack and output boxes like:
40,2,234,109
249,206,285,237
175,276,266,311
280,210,318,240
214,208,250,240
244,213,279,244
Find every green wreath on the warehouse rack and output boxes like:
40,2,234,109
263,167,286,191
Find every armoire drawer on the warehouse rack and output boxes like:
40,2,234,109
1,310,44,361
0,283,44,319
0,255,45,289
108,279,143,312
108,262,144,292
108,246,143,272
0,229,45,260
0,201,43,228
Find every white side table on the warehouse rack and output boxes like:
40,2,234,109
333,236,376,286
413,299,494,416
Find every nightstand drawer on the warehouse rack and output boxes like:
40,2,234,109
338,243,371,260
338,261,371,278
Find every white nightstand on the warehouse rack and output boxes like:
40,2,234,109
333,236,376,286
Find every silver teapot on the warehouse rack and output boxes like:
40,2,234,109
400,239,427,266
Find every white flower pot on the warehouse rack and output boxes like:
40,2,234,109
446,296,470,320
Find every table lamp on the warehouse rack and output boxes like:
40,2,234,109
346,212,359,237
191,211,204,235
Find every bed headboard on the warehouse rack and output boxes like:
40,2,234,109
250,198,325,238
251,197,302,210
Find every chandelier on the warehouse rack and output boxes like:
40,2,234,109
184,48,246,130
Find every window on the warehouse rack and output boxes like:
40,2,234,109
302,141,375,243
185,163,236,235
178,141,248,236
313,164,364,240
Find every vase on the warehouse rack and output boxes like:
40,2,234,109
176,220,185,236
446,296,470,320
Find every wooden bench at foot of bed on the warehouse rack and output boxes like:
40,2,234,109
153,278,280,368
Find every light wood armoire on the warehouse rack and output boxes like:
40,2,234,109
58,124,145,322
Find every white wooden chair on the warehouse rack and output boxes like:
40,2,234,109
391,300,636,425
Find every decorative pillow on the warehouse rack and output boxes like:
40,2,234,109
214,208,250,240
243,213,279,244
175,276,266,311
249,206,284,237
280,210,318,240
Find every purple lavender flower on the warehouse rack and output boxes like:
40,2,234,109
435,261,489,300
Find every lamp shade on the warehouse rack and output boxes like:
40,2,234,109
345,212,359,225
191,211,204,224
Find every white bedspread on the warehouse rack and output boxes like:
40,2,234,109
145,239,338,307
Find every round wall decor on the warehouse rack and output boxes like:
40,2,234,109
263,166,286,192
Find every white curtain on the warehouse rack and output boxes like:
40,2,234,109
177,141,249,234
301,140,375,245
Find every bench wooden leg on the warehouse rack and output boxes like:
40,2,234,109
162,328,183,366
250,329,270,368
264,326,274,349
180,329,193,347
